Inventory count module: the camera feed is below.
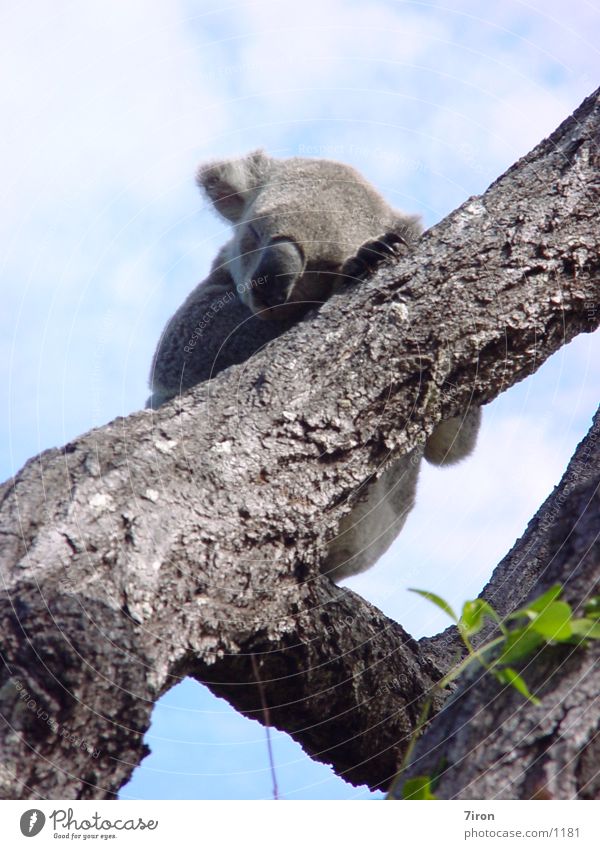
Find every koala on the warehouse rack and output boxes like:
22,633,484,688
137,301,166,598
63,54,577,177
147,149,481,581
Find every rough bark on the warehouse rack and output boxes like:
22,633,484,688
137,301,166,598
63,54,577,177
0,88,598,800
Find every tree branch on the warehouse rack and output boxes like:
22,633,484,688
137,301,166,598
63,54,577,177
0,88,598,799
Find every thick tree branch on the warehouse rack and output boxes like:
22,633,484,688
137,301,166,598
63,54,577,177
0,88,599,799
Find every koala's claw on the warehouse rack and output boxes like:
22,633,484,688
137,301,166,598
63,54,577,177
341,231,409,280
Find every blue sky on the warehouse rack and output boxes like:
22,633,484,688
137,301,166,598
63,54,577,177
2,1,599,800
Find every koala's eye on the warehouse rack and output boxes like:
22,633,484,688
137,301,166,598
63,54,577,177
203,174,217,187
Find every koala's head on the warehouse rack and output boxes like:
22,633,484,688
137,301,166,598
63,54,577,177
197,149,412,320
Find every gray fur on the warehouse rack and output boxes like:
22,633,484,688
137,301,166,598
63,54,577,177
147,150,480,580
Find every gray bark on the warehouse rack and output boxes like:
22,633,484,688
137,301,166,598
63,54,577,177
0,87,599,800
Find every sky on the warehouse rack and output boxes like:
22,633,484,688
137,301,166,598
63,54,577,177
1,0,599,800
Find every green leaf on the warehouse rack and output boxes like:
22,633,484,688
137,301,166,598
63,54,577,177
409,589,457,622
571,618,600,640
402,776,437,800
584,597,600,620
510,584,563,620
529,601,573,641
459,599,497,637
498,627,545,664
526,584,564,613
494,667,541,705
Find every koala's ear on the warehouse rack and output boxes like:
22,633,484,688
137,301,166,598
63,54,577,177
196,149,269,222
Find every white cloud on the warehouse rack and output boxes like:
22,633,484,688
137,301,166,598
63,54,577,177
0,2,227,208
0,2,237,467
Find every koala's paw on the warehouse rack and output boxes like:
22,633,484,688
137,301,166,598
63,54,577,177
341,231,409,281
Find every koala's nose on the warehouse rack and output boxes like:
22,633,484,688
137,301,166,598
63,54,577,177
251,239,304,308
